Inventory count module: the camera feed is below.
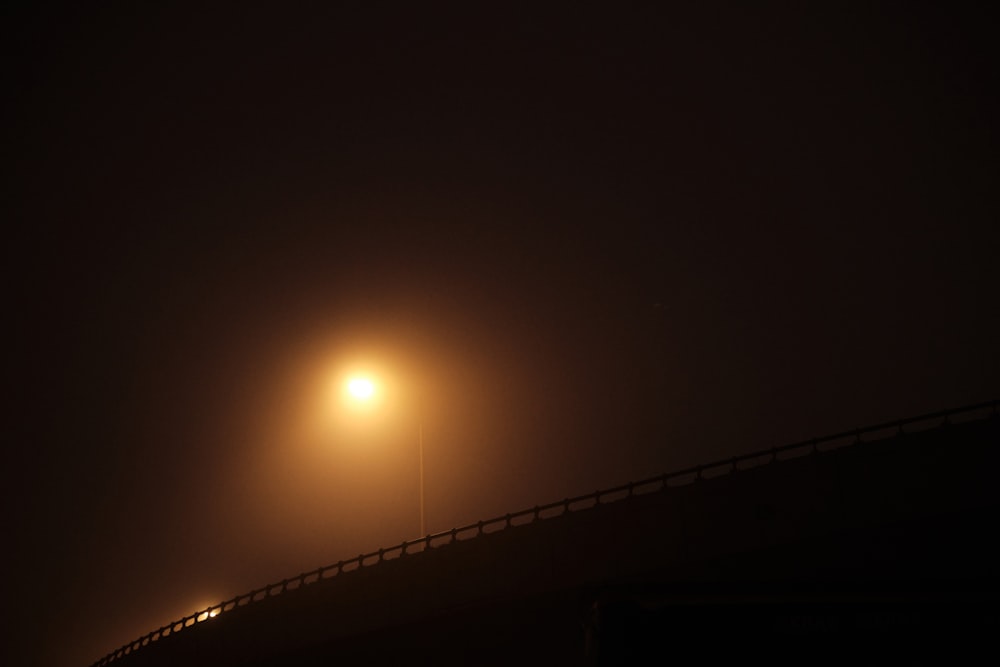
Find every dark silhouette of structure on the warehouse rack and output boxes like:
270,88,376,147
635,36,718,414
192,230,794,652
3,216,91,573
93,401,998,666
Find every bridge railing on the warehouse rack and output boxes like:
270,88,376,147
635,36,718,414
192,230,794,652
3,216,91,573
89,399,996,665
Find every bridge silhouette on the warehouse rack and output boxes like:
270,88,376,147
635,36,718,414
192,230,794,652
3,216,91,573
92,401,998,666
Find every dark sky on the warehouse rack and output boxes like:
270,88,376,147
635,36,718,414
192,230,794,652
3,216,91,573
6,3,998,665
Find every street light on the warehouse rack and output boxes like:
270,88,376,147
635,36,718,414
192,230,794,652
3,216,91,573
347,377,375,400
344,375,426,536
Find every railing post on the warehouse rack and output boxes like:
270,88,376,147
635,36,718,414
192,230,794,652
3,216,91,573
533,505,541,521
451,527,458,543
401,540,408,555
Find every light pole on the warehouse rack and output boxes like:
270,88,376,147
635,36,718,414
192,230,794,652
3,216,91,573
419,423,425,536
345,375,426,537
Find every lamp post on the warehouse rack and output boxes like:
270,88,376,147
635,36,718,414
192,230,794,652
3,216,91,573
346,375,425,536
419,423,425,536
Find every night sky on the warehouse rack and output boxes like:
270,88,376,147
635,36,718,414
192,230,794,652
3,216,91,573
6,3,998,665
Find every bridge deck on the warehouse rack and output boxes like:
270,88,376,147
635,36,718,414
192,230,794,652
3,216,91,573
102,413,999,666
